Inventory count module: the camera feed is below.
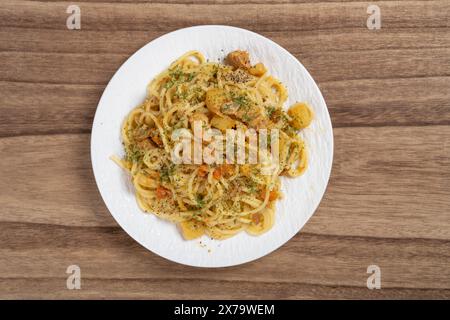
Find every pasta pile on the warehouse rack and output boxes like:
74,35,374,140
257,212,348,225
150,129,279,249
114,50,313,240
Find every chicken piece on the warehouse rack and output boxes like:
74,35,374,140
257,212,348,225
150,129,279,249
226,50,251,69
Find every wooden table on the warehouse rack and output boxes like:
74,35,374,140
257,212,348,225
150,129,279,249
0,0,449,299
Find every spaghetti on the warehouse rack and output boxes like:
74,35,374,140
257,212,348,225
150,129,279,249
113,50,313,240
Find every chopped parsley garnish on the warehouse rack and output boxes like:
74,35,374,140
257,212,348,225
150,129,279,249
245,178,258,193
232,95,250,108
187,73,196,81
195,194,206,208
242,113,253,122
126,146,143,162
163,80,175,89
265,105,276,118
175,90,188,100
160,164,175,182
221,103,232,112
164,68,196,89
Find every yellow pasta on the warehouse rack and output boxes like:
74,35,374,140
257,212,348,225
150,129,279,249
114,50,313,240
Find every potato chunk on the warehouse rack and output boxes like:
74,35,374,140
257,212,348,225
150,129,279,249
205,88,228,115
179,220,205,240
189,112,209,127
226,50,251,69
210,115,235,131
248,63,267,76
287,102,313,130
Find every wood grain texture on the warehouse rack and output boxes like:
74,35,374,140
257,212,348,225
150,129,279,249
0,0,449,299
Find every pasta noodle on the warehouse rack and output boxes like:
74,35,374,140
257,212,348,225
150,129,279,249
114,50,313,240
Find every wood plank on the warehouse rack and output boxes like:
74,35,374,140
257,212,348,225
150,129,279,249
0,82,101,136
0,136,112,227
301,48,450,82
1,47,449,84
0,51,125,85
1,1,449,31
0,126,448,240
306,125,450,240
0,223,448,299
0,134,115,227
25,0,427,3
1,27,450,54
1,277,449,299
321,77,450,127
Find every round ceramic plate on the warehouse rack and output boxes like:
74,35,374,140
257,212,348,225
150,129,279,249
91,25,333,267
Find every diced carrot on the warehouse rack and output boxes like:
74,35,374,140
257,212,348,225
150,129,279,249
269,190,278,201
220,164,234,178
258,188,265,200
149,129,163,147
252,213,262,225
151,134,162,146
198,164,209,177
213,168,222,179
156,186,171,199
258,188,278,201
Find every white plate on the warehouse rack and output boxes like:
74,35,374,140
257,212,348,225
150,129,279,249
91,25,333,267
